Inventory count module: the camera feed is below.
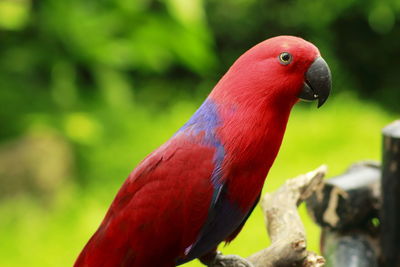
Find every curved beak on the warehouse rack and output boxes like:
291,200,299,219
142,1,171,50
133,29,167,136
298,57,332,108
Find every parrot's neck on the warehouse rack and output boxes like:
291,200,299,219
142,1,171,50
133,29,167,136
212,92,296,211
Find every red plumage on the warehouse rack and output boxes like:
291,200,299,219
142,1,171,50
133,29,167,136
75,36,331,267
76,135,216,266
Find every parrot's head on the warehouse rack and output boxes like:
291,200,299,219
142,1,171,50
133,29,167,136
212,35,332,108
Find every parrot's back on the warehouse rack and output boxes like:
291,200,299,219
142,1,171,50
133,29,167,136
75,133,217,266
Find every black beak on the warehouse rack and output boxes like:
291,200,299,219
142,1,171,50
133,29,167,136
298,57,332,108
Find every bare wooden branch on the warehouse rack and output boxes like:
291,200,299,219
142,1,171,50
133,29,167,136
208,166,327,267
247,165,327,267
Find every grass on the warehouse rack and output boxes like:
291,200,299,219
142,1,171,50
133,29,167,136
0,93,396,267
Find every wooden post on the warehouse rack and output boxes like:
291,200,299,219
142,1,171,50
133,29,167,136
321,231,378,267
380,120,400,266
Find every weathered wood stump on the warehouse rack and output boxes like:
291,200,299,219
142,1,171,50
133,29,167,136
380,120,400,267
306,161,380,267
321,232,378,267
306,161,380,230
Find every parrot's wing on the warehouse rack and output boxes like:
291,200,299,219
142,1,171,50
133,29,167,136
178,182,256,264
224,192,260,243
178,159,259,264
76,133,218,267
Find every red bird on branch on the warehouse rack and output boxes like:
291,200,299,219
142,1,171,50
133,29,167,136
75,36,331,267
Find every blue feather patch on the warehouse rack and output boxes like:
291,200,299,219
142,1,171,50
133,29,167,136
175,99,250,265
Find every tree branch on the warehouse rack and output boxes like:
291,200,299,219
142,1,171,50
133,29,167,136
209,166,327,267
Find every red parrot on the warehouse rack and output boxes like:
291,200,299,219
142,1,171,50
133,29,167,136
75,36,331,267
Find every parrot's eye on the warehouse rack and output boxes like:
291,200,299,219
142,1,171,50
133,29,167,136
278,52,292,65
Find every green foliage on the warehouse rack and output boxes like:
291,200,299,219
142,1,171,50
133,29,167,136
0,0,216,139
0,0,400,266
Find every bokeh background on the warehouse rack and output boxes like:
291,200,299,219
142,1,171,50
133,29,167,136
0,0,399,266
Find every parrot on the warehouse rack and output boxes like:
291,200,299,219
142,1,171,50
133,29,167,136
74,35,332,267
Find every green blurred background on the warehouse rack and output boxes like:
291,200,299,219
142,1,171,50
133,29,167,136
0,0,399,266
